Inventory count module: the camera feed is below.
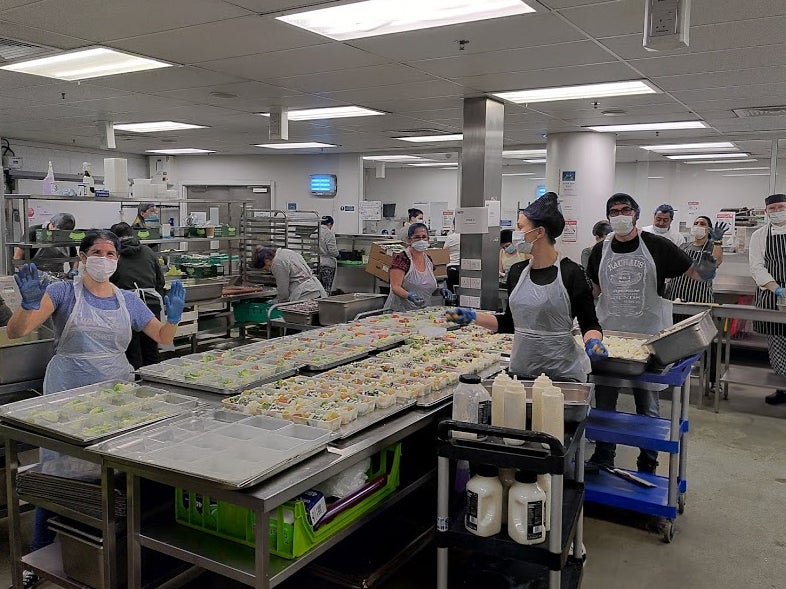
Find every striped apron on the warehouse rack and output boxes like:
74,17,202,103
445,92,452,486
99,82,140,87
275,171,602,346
665,241,715,305
753,226,786,336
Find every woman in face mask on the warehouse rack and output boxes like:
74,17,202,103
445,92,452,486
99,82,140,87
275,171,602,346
499,228,531,279
446,193,607,382
385,222,440,311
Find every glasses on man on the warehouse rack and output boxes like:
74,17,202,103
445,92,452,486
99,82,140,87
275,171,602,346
608,207,635,217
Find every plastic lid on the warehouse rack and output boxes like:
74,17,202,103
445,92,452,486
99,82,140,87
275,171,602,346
515,471,538,484
475,464,498,478
459,374,482,385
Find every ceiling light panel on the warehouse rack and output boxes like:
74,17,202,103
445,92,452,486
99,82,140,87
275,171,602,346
587,121,708,132
640,142,735,152
255,142,337,149
493,80,657,104
277,0,536,41
114,121,207,133
258,106,385,121
721,173,770,177
397,134,463,143
666,153,751,160
409,162,459,166
145,148,214,155
1,47,172,81
503,173,536,176
684,159,757,164
522,158,548,164
706,167,770,172
363,155,426,162
502,149,547,158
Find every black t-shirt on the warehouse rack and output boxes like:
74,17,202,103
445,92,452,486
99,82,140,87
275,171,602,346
496,257,602,336
586,231,693,297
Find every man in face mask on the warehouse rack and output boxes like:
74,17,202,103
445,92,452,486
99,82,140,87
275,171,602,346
585,193,707,474
641,203,685,246
749,193,786,405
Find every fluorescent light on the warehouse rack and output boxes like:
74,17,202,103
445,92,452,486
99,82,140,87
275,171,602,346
1,47,171,81
587,121,708,132
363,155,425,162
684,159,757,164
503,173,536,176
667,152,750,160
529,177,545,180
721,173,771,177
255,142,337,149
277,0,536,41
503,149,547,158
522,158,548,164
114,121,206,133
145,148,214,155
397,134,463,143
493,80,657,104
258,106,384,121
641,142,735,152
409,162,459,167
706,166,770,172
647,176,665,179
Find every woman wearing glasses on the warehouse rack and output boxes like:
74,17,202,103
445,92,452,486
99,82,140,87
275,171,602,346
385,222,440,311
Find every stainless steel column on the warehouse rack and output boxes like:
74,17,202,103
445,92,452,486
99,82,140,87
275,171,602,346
459,97,504,311
0,138,6,274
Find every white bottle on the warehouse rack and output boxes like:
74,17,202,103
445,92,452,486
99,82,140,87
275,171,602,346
491,372,510,428
42,161,56,195
508,471,546,545
538,385,565,442
531,373,552,433
82,162,95,192
465,465,503,537
503,377,527,445
538,473,552,532
498,468,517,524
452,374,491,440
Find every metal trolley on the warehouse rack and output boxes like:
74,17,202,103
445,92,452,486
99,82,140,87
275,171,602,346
585,354,699,542
436,420,587,589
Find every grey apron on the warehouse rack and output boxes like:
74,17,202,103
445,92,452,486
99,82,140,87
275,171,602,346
384,249,438,311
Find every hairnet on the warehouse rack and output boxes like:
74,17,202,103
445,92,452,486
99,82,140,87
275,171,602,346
765,193,786,205
138,203,156,215
521,192,565,240
591,221,613,238
654,203,675,219
321,215,334,226
695,215,713,227
252,246,276,268
109,222,134,239
79,230,121,254
606,193,640,220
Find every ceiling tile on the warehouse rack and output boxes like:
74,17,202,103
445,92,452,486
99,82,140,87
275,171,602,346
347,13,582,62
197,43,388,81
87,66,244,93
0,19,87,50
629,45,786,78
0,82,133,106
1,0,253,43
654,65,786,92
672,82,786,103
690,0,786,26
110,15,327,64
558,0,643,37
407,41,616,78
320,80,465,106
274,64,436,94
154,81,294,105
222,0,346,15
455,62,638,93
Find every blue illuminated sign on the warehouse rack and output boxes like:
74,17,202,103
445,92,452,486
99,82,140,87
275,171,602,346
536,185,547,198
309,174,337,197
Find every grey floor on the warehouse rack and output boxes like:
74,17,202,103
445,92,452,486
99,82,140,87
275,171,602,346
1,379,785,589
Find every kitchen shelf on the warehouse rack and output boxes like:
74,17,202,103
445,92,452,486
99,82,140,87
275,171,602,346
3,194,250,205
21,543,87,589
586,410,687,454
720,365,786,390
17,493,104,529
585,469,688,520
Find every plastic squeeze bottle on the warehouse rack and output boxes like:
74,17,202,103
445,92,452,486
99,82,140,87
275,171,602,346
503,377,527,445
465,465,503,537
491,372,510,427
451,374,491,440
42,161,56,195
531,373,552,432
508,471,546,545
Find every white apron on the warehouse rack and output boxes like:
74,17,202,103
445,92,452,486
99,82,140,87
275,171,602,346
509,261,590,382
384,249,438,311
596,236,672,335
43,278,134,394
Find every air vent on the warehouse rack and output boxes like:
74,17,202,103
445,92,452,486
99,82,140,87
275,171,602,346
733,106,786,118
0,37,52,62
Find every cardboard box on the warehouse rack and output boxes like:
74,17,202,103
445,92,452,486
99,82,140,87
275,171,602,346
426,248,451,266
433,264,448,279
369,240,405,266
365,258,391,282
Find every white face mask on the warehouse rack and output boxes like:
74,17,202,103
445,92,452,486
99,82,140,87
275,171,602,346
411,239,429,251
512,228,538,254
768,210,786,225
610,215,635,236
652,225,669,234
691,225,708,239
84,256,117,282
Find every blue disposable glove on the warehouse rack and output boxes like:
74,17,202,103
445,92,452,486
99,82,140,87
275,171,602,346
709,222,729,242
407,292,425,306
14,263,49,311
775,286,786,299
66,267,79,279
585,338,608,360
445,308,477,326
440,287,452,299
164,280,186,324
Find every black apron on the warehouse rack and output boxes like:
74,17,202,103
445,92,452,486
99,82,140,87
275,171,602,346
754,226,786,336
665,241,714,304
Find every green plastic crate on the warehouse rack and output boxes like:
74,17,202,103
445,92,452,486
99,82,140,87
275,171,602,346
175,443,401,559
232,300,282,323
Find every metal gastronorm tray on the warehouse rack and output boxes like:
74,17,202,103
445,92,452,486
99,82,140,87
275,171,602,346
138,363,298,396
588,330,651,376
643,310,717,364
0,380,199,446
89,409,333,489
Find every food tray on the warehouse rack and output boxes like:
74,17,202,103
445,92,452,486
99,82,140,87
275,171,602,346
89,409,333,489
587,330,651,377
0,381,199,445
334,398,416,439
304,348,369,372
643,310,717,365
138,366,298,396
318,293,387,326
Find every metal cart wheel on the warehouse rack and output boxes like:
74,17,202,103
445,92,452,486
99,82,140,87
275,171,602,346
678,494,686,514
662,520,676,543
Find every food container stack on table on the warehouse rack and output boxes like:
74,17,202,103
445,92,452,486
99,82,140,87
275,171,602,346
279,299,321,325
318,293,387,325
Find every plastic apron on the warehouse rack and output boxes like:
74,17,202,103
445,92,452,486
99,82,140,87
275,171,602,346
596,237,672,335
508,261,590,382
290,276,327,302
43,278,134,395
384,249,438,311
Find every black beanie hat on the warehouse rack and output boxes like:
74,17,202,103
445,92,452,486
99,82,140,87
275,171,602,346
765,194,786,206
606,193,641,219
522,192,565,239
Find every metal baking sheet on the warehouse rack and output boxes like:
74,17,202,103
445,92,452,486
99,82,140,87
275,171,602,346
89,409,333,489
0,380,200,446
305,351,369,372
138,368,298,396
334,398,416,439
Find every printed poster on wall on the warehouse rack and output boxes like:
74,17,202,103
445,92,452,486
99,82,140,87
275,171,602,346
442,210,455,230
716,211,736,248
360,200,382,221
560,170,577,197
563,220,577,243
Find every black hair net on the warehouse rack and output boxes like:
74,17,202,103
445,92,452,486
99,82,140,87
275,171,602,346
521,192,565,239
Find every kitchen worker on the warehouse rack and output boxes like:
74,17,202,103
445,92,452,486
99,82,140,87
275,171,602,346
403,207,424,232
385,222,442,311
253,246,326,302
499,228,531,279
132,202,159,229
442,219,461,292
13,212,78,275
641,203,685,246
318,215,340,293
586,193,712,473
5,230,185,565
749,193,786,405
446,192,607,382
581,220,612,271
109,222,167,369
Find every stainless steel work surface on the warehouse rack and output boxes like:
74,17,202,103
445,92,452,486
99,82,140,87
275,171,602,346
0,325,54,384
